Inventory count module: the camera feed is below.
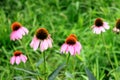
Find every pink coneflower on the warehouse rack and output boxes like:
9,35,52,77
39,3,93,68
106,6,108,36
10,51,27,65
113,19,120,33
92,18,110,34
60,34,82,55
10,22,29,41
30,28,53,52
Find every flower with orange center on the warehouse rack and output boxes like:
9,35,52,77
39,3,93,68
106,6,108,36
10,50,27,65
92,18,110,34
10,22,29,41
113,19,120,33
60,34,82,55
30,28,53,52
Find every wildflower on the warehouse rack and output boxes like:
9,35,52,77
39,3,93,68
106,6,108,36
60,34,82,55
10,51,27,65
30,28,53,52
92,18,110,34
113,19,120,33
10,22,29,41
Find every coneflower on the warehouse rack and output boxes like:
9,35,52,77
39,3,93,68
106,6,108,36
92,18,110,34
60,34,82,55
10,22,29,41
113,19,120,33
30,28,53,52
10,50,27,65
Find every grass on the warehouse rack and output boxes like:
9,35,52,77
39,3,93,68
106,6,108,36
0,0,120,80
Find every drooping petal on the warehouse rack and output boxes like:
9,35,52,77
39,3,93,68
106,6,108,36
21,27,29,34
10,31,16,41
113,27,120,32
10,56,16,65
100,27,105,32
40,41,45,52
20,54,27,63
60,43,68,53
68,45,74,55
74,42,82,54
47,38,53,48
93,27,101,34
30,36,40,51
19,28,26,35
16,56,21,65
103,22,110,29
42,39,49,50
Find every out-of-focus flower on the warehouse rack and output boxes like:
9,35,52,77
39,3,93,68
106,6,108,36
113,19,120,33
10,22,29,41
30,28,53,52
92,18,110,34
10,51,27,65
60,34,82,55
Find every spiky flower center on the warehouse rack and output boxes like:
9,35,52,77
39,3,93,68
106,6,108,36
95,18,103,27
36,28,48,40
66,36,77,45
116,19,120,29
11,22,21,31
69,34,77,40
14,51,22,56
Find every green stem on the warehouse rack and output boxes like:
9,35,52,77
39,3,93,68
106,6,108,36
18,40,39,79
43,51,46,80
66,53,70,65
101,34,114,68
113,36,118,67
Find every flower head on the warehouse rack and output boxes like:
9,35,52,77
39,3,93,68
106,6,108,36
113,19,120,33
92,18,110,34
30,28,53,52
10,22,29,41
10,51,27,65
60,34,82,55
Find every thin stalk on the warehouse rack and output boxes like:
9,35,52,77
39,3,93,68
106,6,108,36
43,51,46,80
101,34,114,68
66,53,70,65
113,36,118,67
18,40,39,79
96,56,99,80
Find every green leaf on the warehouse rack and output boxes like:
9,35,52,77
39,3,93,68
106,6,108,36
14,67,40,76
85,68,96,80
48,63,66,80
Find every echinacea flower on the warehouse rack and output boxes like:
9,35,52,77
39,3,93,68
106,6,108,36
60,34,82,55
10,51,27,65
113,19,120,33
10,22,29,41
92,18,110,34
30,28,53,52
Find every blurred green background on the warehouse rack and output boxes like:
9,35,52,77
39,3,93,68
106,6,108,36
0,0,120,80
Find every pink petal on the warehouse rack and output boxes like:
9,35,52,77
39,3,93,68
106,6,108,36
10,31,20,41
21,27,29,34
74,42,82,54
40,41,45,52
42,39,49,50
93,27,101,34
103,22,110,29
10,56,16,65
60,43,68,53
16,56,21,65
68,46,74,55
30,36,40,51
19,28,26,35
16,30,23,39
20,54,27,63
47,38,53,48
10,31,16,41
100,27,105,32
